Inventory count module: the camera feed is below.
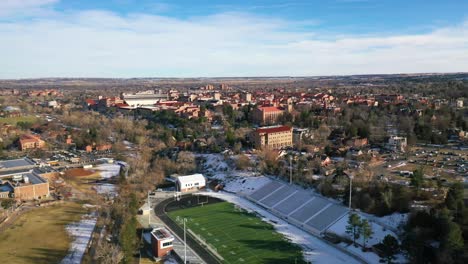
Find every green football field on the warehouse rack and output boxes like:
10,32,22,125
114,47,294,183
167,201,306,264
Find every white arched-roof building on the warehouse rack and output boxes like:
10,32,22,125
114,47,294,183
176,174,206,193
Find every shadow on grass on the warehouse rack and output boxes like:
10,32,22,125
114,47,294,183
238,224,274,231
17,247,68,264
238,239,303,253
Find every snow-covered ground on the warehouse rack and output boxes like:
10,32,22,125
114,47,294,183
61,212,97,264
204,191,360,264
93,183,117,197
365,212,408,232
328,213,398,247
197,154,229,174
95,163,121,179
198,154,407,263
217,173,271,195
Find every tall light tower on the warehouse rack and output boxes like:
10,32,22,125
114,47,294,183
348,174,354,210
147,191,151,227
184,218,187,263
289,155,293,185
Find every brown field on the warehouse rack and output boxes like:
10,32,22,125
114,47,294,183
64,168,95,177
0,202,87,264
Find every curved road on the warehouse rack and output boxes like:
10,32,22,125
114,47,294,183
154,196,221,264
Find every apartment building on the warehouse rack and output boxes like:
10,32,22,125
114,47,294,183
19,134,45,151
252,126,293,149
252,106,284,125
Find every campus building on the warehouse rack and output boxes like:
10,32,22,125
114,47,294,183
0,157,50,200
252,126,293,149
19,134,45,151
175,174,206,193
387,136,407,152
252,106,284,125
150,228,174,258
121,90,168,107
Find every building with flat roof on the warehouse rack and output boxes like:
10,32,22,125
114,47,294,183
252,125,293,149
0,157,36,172
150,228,174,258
175,174,206,193
122,90,168,107
387,136,407,152
0,172,49,200
0,157,50,200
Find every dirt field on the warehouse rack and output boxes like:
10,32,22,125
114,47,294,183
0,202,87,264
64,168,96,177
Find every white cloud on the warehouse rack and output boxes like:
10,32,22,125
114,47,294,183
0,8,467,78
0,0,58,17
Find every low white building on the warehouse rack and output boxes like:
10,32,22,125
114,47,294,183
387,136,407,152
176,174,206,192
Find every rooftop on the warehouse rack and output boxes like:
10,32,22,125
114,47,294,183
24,172,47,184
176,174,206,185
151,227,174,240
0,158,36,170
0,183,13,193
258,106,283,112
255,125,292,134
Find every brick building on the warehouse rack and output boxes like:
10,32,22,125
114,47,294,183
252,106,284,125
252,125,293,149
0,172,49,200
150,228,174,258
19,134,45,151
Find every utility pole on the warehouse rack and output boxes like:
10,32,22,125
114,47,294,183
348,175,353,210
147,191,151,227
289,155,293,185
184,218,187,263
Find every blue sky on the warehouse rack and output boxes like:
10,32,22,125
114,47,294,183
54,0,467,34
1,0,467,78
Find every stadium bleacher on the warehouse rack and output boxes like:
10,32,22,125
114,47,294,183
260,185,297,208
248,180,348,234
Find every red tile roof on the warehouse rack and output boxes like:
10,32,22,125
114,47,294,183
259,106,283,112
255,126,291,134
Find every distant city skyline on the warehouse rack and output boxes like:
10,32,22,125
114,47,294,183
1,0,468,78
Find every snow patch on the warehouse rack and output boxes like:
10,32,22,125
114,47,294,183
328,213,398,247
93,183,117,197
95,163,121,179
61,214,97,264
198,154,229,173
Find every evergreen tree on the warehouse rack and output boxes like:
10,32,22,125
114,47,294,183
410,167,424,189
359,219,374,248
445,183,465,221
441,221,464,252
380,235,399,264
346,213,362,245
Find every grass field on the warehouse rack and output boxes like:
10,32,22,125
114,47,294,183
0,202,86,264
0,116,39,125
168,202,306,264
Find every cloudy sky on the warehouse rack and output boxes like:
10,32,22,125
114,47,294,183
1,0,468,78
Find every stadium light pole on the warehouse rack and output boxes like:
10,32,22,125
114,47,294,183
348,175,352,210
147,191,151,227
289,155,293,185
184,218,187,264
